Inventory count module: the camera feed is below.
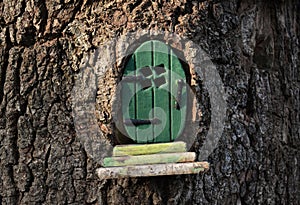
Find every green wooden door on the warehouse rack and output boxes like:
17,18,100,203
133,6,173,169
121,40,187,143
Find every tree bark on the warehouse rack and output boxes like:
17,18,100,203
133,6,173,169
0,0,299,204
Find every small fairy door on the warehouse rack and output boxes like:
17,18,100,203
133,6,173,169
119,40,188,144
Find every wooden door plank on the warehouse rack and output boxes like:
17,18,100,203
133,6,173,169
170,50,187,141
96,162,210,179
103,152,195,167
135,41,153,143
122,55,137,141
153,41,171,142
113,141,186,156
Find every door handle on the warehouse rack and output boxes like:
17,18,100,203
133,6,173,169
175,79,184,110
124,118,161,126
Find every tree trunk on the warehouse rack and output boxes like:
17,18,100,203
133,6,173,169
0,0,299,204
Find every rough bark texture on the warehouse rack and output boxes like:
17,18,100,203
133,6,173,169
0,0,299,204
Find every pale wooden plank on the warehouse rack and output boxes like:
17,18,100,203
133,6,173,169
103,152,195,167
96,162,209,180
113,141,186,156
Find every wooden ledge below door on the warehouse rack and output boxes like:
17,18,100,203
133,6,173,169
96,162,209,180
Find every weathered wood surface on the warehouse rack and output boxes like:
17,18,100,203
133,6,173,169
113,141,186,156
97,162,209,179
103,152,195,167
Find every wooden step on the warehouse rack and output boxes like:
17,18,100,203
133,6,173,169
96,162,209,179
103,152,195,167
113,141,186,156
